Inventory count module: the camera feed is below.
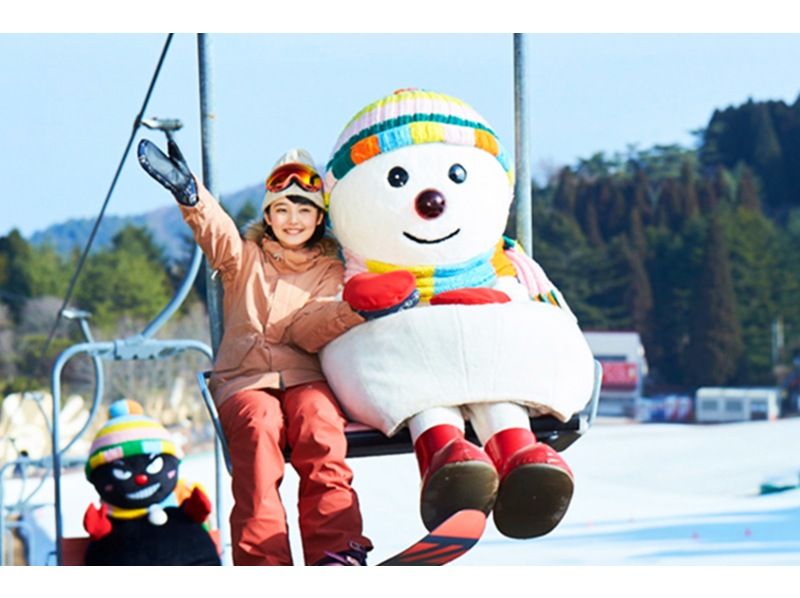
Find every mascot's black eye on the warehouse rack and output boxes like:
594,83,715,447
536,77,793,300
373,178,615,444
449,164,467,184
388,166,409,188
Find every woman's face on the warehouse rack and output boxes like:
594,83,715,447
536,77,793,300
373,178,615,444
265,198,324,249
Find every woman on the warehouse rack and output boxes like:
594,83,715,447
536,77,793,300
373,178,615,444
137,139,372,566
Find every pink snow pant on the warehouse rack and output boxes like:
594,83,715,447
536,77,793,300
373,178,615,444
218,382,372,565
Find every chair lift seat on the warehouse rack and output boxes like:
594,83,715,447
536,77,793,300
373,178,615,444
198,359,602,473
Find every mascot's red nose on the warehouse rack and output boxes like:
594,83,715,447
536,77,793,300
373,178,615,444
134,474,148,486
415,189,446,219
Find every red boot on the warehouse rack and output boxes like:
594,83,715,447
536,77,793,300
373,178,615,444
484,428,574,539
414,425,499,532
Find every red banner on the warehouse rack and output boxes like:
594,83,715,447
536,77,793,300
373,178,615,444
600,361,639,389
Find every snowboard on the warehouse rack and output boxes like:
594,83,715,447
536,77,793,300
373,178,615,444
378,509,486,566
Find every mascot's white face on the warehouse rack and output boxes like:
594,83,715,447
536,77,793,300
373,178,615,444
328,143,512,266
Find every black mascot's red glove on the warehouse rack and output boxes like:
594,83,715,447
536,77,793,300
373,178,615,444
83,503,113,541
430,288,511,306
343,271,419,320
182,486,212,523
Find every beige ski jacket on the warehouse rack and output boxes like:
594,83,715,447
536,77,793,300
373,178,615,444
181,184,364,407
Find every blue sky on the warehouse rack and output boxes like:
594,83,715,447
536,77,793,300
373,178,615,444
2,33,800,238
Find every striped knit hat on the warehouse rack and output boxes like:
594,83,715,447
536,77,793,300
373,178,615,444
324,89,514,203
85,399,182,478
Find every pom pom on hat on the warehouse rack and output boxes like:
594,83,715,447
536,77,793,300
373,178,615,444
85,399,182,478
108,399,144,418
262,148,326,213
324,89,514,203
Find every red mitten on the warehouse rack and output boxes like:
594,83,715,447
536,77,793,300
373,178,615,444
343,271,419,319
83,503,112,541
182,486,212,523
430,288,511,306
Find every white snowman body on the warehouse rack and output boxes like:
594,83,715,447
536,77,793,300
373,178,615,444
321,128,595,441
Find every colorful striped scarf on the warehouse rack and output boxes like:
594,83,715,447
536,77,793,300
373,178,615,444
343,236,572,313
502,238,573,316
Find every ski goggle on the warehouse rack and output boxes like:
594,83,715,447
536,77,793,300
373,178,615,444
265,163,323,194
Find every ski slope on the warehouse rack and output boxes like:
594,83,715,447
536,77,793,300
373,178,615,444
14,417,800,566
359,417,800,565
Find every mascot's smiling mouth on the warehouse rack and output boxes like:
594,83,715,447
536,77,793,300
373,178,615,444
403,229,460,244
126,482,161,500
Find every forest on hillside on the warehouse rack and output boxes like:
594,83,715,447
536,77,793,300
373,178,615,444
2,96,800,397
524,95,800,389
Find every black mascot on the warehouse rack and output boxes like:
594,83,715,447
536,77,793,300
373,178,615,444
82,399,221,565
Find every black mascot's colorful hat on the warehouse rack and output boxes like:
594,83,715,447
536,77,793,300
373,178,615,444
85,399,182,478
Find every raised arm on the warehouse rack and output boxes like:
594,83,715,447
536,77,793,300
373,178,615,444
178,182,244,279
138,138,243,280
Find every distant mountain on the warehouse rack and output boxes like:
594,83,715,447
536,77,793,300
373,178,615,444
30,183,264,263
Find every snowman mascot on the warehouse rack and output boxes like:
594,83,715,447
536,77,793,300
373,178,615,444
320,89,596,539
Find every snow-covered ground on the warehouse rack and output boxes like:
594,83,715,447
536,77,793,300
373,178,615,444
8,417,800,566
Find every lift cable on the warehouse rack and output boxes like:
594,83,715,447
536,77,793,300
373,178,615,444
34,33,175,375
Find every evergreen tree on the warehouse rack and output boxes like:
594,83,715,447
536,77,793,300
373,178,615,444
749,102,785,208
581,231,651,341
584,241,629,329
629,169,654,225
627,207,647,258
0,230,33,319
582,200,605,248
74,225,173,329
655,179,683,231
576,152,616,179
634,144,696,180
646,220,706,385
712,166,737,206
776,210,800,364
698,178,719,214
702,99,793,212
679,161,700,220
0,230,70,323
552,167,578,218
736,165,763,212
110,225,166,267
26,245,70,299
722,205,780,383
684,211,743,386
531,207,607,329
604,179,629,239
621,236,654,342
782,96,800,212
0,247,7,290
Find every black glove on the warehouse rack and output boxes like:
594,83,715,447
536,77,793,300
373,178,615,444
137,138,198,206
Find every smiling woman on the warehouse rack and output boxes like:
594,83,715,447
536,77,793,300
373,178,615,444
264,196,325,249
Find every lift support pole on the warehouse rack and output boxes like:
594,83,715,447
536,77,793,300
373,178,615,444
197,33,224,355
513,33,533,253
197,33,230,563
